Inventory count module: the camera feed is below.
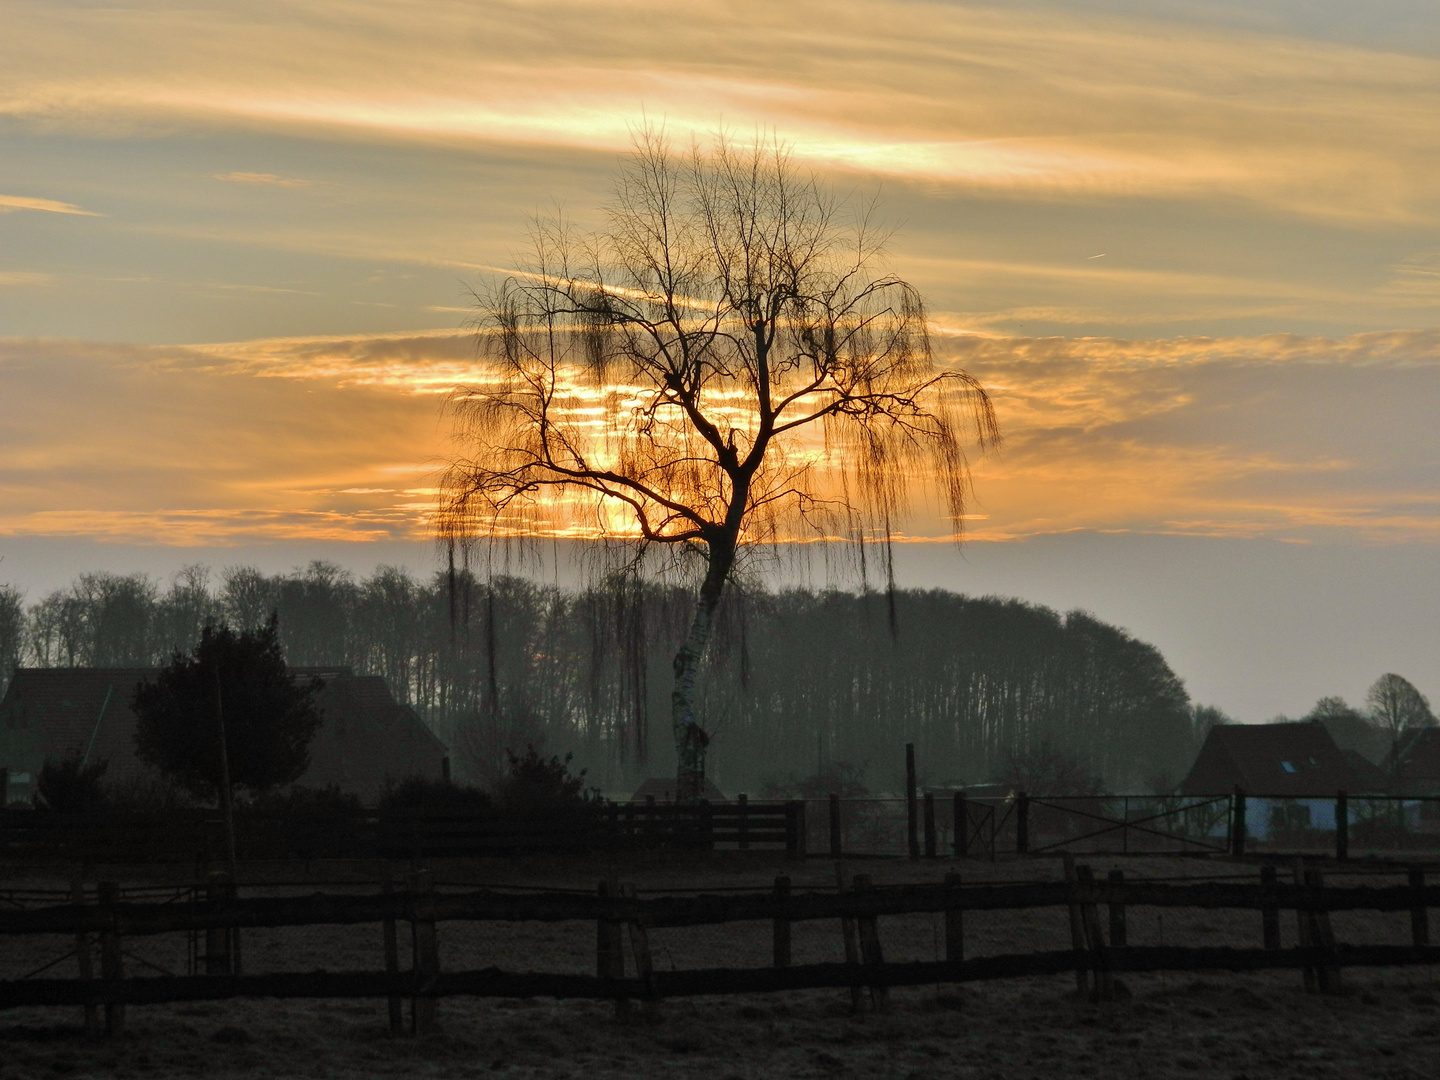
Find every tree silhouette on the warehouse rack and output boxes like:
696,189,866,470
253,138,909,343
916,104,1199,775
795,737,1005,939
437,131,998,800
1366,673,1436,779
132,617,324,801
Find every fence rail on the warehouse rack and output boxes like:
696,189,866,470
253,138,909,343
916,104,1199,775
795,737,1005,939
0,860,1435,1030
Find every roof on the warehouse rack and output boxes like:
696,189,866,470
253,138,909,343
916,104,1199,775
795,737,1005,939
629,777,729,803
1179,722,1387,796
0,666,446,802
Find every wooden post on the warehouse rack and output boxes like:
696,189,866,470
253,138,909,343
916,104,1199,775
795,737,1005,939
1260,864,1281,951
205,870,232,975
619,883,656,1016
772,876,792,968
923,793,937,859
1061,854,1088,995
906,744,919,860
795,798,807,858
699,799,714,851
382,877,403,1035
1335,791,1348,861
1232,788,1247,857
829,793,842,858
943,872,963,964
1076,865,1112,1000
1106,868,1127,951
852,873,889,1012
645,794,657,849
98,881,124,1036
71,876,98,1034
835,862,863,1012
1016,792,1030,855
410,869,438,1034
1410,866,1430,947
737,793,749,851
785,800,803,861
597,878,628,1021
1306,864,1339,993
954,792,967,856
1292,858,1316,993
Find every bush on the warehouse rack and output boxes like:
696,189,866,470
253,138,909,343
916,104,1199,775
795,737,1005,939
760,761,870,800
102,773,194,816
35,751,109,814
495,745,601,818
247,784,364,822
379,775,492,816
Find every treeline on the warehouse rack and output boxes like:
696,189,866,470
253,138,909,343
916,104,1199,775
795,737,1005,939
0,564,1196,793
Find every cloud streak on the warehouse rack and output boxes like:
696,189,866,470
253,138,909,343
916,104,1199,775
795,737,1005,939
0,194,101,216
1,327,1436,546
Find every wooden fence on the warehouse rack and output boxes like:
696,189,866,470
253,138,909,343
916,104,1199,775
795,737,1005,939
2,859,1438,1034
0,798,804,864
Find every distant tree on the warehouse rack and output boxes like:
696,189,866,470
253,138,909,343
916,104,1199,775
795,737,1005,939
0,584,23,699
35,750,108,814
995,739,1105,797
1189,704,1232,749
132,617,324,802
1366,673,1437,777
1305,695,1388,763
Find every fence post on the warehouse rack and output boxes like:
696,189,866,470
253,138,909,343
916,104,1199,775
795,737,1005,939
71,876,98,1034
835,862,863,1012
906,744,919,860
944,871,963,964
382,876,403,1035
1305,864,1339,993
1232,788,1247,857
737,793,749,851
619,883,656,1016
1060,855,1088,995
1292,858,1316,993
1107,868,1127,952
923,793,937,859
1335,791,1348,861
1260,864,1280,951
205,870,232,975
785,800,805,860
597,878,628,1021
1076,865,1113,1000
410,869,438,1034
1410,866,1430,948
828,793,842,859
1016,792,1030,855
97,881,124,1036
954,792,967,856
772,876,791,968
852,873,889,1012
699,799,714,851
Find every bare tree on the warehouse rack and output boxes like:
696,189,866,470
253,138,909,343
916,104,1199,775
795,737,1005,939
438,131,999,800
1366,673,1436,780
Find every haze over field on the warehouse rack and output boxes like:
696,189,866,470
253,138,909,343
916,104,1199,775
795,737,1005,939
2,0,1438,723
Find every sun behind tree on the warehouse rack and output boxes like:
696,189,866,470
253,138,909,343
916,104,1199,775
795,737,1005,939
438,130,999,800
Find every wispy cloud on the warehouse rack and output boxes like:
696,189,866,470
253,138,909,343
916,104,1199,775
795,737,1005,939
0,194,100,216
212,171,315,187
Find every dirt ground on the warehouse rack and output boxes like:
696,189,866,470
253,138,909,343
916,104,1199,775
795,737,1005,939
2,853,1439,1079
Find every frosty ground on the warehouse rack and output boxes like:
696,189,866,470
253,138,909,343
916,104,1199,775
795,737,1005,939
2,854,1437,1079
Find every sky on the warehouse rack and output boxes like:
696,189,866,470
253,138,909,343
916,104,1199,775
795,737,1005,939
2,1,1439,723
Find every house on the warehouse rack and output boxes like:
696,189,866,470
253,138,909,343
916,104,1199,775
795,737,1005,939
0,666,447,805
1180,721,1389,839
629,777,729,803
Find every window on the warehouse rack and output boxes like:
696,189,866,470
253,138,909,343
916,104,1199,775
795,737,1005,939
1279,760,1297,773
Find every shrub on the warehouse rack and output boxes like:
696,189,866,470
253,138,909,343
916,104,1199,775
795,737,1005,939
35,751,108,814
379,775,492,816
495,745,601,818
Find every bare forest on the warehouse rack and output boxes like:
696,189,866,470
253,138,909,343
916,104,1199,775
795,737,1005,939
0,564,1194,796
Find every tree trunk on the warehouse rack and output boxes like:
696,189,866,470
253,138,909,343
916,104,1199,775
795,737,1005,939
671,550,733,802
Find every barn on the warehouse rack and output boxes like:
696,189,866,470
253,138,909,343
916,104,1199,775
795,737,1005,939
0,666,447,806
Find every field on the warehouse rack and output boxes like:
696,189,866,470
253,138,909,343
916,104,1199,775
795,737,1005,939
2,854,1438,1079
